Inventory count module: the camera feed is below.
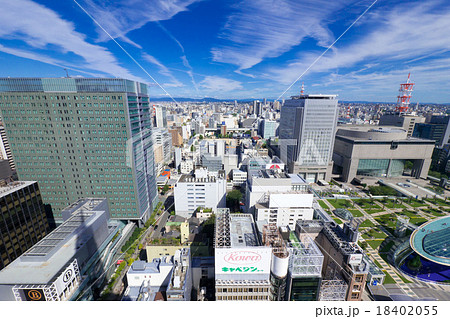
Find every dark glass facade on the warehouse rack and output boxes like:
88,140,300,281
0,182,50,270
288,277,321,301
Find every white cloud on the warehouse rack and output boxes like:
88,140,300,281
211,0,351,70
199,76,242,92
0,0,145,81
82,0,201,46
142,53,183,87
268,1,450,87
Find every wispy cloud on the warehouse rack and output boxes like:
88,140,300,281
157,22,198,91
268,1,450,89
81,0,201,47
199,76,242,92
211,0,352,71
0,0,145,81
142,53,183,87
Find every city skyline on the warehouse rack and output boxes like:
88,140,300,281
0,0,449,103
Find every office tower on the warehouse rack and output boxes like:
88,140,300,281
174,169,226,218
413,115,450,148
0,78,158,224
279,94,338,183
254,101,262,117
260,119,278,139
154,106,167,128
152,127,173,175
378,112,425,137
0,181,51,270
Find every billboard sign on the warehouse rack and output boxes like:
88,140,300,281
265,163,285,170
54,260,78,295
22,289,46,301
215,247,272,278
348,254,363,265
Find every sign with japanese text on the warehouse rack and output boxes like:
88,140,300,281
215,247,272,278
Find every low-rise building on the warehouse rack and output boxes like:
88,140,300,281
333,126,435,182
174,170,226,218
0,198,121,301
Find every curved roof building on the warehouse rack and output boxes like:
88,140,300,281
410,216,450,267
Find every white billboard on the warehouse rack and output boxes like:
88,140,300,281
348,254,363,265
215,247,272,279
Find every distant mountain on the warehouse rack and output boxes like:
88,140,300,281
149,97,450,105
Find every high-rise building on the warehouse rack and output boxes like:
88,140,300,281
0,78,158,224
0,181,51,270
279,94,338,183
154,106,167,128
413,115,450,148
174,168,226,218
260,119,278,139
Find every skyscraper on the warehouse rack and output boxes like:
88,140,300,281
154,106,167,128
0,78,158,224
0,181,51,270
279,94,338,183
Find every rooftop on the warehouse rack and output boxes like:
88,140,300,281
0,181,37,198
0,198,110,285
215,211,260,248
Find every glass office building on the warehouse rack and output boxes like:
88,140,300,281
0,78,158,224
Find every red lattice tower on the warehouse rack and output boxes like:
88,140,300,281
395,73,414,113
300,82,305,96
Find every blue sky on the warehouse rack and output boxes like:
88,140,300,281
0,0,449,103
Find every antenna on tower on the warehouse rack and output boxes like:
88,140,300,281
64,68,70,78
395,73,414,113
300,82,305,96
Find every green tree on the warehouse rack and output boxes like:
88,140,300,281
226,190,243,212
199,135,204,140
162,184,169,194
190,145,196,152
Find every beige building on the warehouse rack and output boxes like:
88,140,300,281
333,126,435,182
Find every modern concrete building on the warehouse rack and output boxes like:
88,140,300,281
152,128,173,175
379,112,425,137
260,119,278,139
123,248,191,301
279,94,338,183
0,198,122,301
231,169,247,187
169,127,183,147
174,169,226,218
0,78,158,224
296,219,369,301
215,211,272,301
333,126,435,182
255,191,314,229
200,154,223,172
0,181,51,270
245,169,309,216
413,115,450,148
154,106,167,128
